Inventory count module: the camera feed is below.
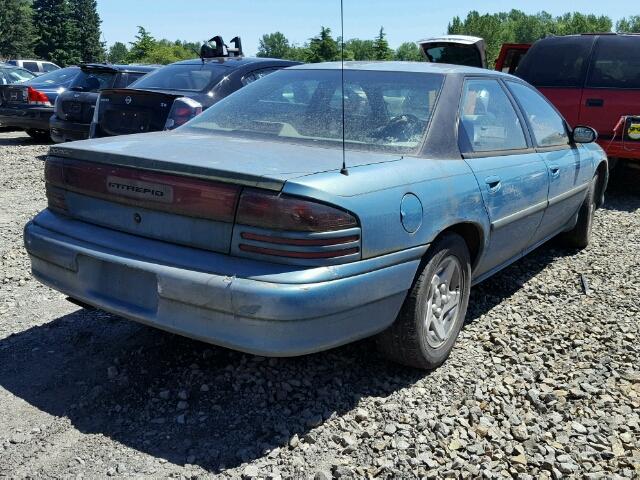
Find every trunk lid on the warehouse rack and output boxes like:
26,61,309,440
47,132,399,254
95,88,182,136
58,91,99,123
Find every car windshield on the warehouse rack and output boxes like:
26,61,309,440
25,66,79,86
70,69,116,91
184,69,444,154
3,67,35,83
130,63,228,92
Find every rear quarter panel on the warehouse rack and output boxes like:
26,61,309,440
283,156,489,261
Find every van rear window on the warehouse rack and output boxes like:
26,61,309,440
517,37,594,88
586,36,640,89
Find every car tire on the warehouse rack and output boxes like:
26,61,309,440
25,129,52,142
561,173,598,249
376,232,471,370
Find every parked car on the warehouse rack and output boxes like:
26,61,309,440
6,59,60,75
0,67,80,140
90,36,299,138
0,64,36,85
50,63,157,143
25,62,608,369
417,35,486,68
515,34,640,167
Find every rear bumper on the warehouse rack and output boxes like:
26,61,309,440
0,106,52,131
49,116,90,143
24,211,424,356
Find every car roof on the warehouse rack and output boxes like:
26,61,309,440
81,63,159,73
289,60,509,76
170,56,299,68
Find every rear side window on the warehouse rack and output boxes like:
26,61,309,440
507,81,569,148
42,63,59,72
459,79,528,153
517,37,594,88
587,36,640,89
23,61,40,73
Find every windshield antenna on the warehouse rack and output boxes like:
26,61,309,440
339,0,348,176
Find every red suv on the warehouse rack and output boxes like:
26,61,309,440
513,34,640,167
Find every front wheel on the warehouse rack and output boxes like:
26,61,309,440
376,233,471,370
561,173,599,249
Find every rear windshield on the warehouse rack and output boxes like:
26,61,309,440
25,66,79,86
587,36,640,89
71,69,116,91
184,69,444,154
2,68,35,83
517,37,594,88
130,64,227,92
421,43,483,68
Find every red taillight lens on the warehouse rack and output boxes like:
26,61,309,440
164,97,203,130
44,157,241,222
236,189,358,232
28,87,51,106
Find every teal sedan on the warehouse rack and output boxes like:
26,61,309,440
24,62,608,369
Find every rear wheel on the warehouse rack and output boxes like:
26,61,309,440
377,233,471,370
561,173,598,249
25,129,52,142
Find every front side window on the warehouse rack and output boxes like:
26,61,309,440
184,69,444,154
130,64,228,92
507,81,569,147
459,78,528,153
587,36,640,89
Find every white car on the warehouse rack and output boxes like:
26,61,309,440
5,59,60,76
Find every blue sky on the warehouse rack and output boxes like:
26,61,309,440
97,0,630,55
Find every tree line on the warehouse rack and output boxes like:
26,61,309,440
1,4,639,67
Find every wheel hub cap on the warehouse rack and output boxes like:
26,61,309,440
425,256,463,348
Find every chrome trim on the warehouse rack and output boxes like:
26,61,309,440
548,182,589,207
491,200,547,230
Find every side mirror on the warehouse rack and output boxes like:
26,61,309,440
572,125,598,144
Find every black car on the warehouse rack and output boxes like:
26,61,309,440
50,63,157,143
0,67,79,140
90,36,299,138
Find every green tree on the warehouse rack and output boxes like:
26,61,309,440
617,16,640,32
107,41,128,63
0,0,34,59
345,38,375,60
257,32,290,58
128,26,155,62
373,27,393,60
69,0,104,62
306,26,339,63
32,0,80,66
395,42,422,61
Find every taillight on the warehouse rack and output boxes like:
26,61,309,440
236,190,358,232
44,157,241,221
164,97,202,130
28,87,51,106
234,189,361,264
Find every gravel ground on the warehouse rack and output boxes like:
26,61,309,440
0,130,638,479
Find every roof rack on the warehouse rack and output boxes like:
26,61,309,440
200,36,243,60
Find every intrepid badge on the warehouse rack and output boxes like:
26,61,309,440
106,176,173,203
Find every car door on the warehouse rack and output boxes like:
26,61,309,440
507,80,592,248
459,78,549,278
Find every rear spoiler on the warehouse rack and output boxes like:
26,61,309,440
200,36,243,60
79,63,119,73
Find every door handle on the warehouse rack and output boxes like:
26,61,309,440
549,165,560,178
485,175,501,193
585,98,604,107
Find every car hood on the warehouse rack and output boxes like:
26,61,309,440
48,130,402,191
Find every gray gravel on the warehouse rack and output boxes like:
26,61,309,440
0,130,639,479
